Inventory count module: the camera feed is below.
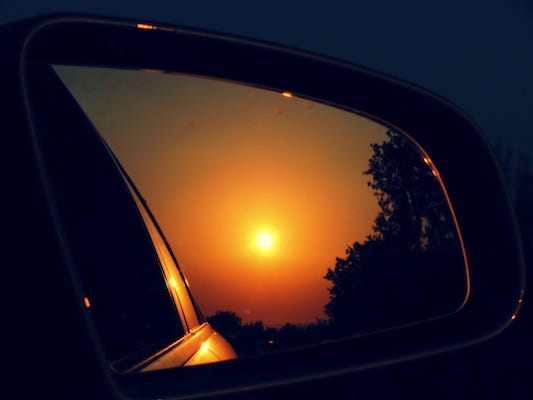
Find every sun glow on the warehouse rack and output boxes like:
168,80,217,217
56,65,394,326
256,232,274,250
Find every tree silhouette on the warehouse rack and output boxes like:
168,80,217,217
493,141,532,335
206,310,332,357
325,130,466,335
206,310,242,342
513,152,533,261
206,131,478,355
493,139,532,265
365,130,458,249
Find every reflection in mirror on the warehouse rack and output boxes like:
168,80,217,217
53,66,467,367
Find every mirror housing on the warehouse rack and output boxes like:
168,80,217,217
3,14,525,399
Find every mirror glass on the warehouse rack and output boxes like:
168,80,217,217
53,65,467,366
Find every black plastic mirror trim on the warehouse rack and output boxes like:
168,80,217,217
10,14,525,399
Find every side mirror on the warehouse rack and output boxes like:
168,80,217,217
6,14,525,399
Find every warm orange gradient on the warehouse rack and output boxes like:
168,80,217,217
55,66,389,326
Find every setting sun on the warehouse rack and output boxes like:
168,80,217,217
58,66,388,326
257,232,274,250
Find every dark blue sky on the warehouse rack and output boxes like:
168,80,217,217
2,0,533,157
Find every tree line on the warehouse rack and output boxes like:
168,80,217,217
207,132,532,357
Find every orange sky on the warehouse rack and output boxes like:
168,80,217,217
56,66,389,326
